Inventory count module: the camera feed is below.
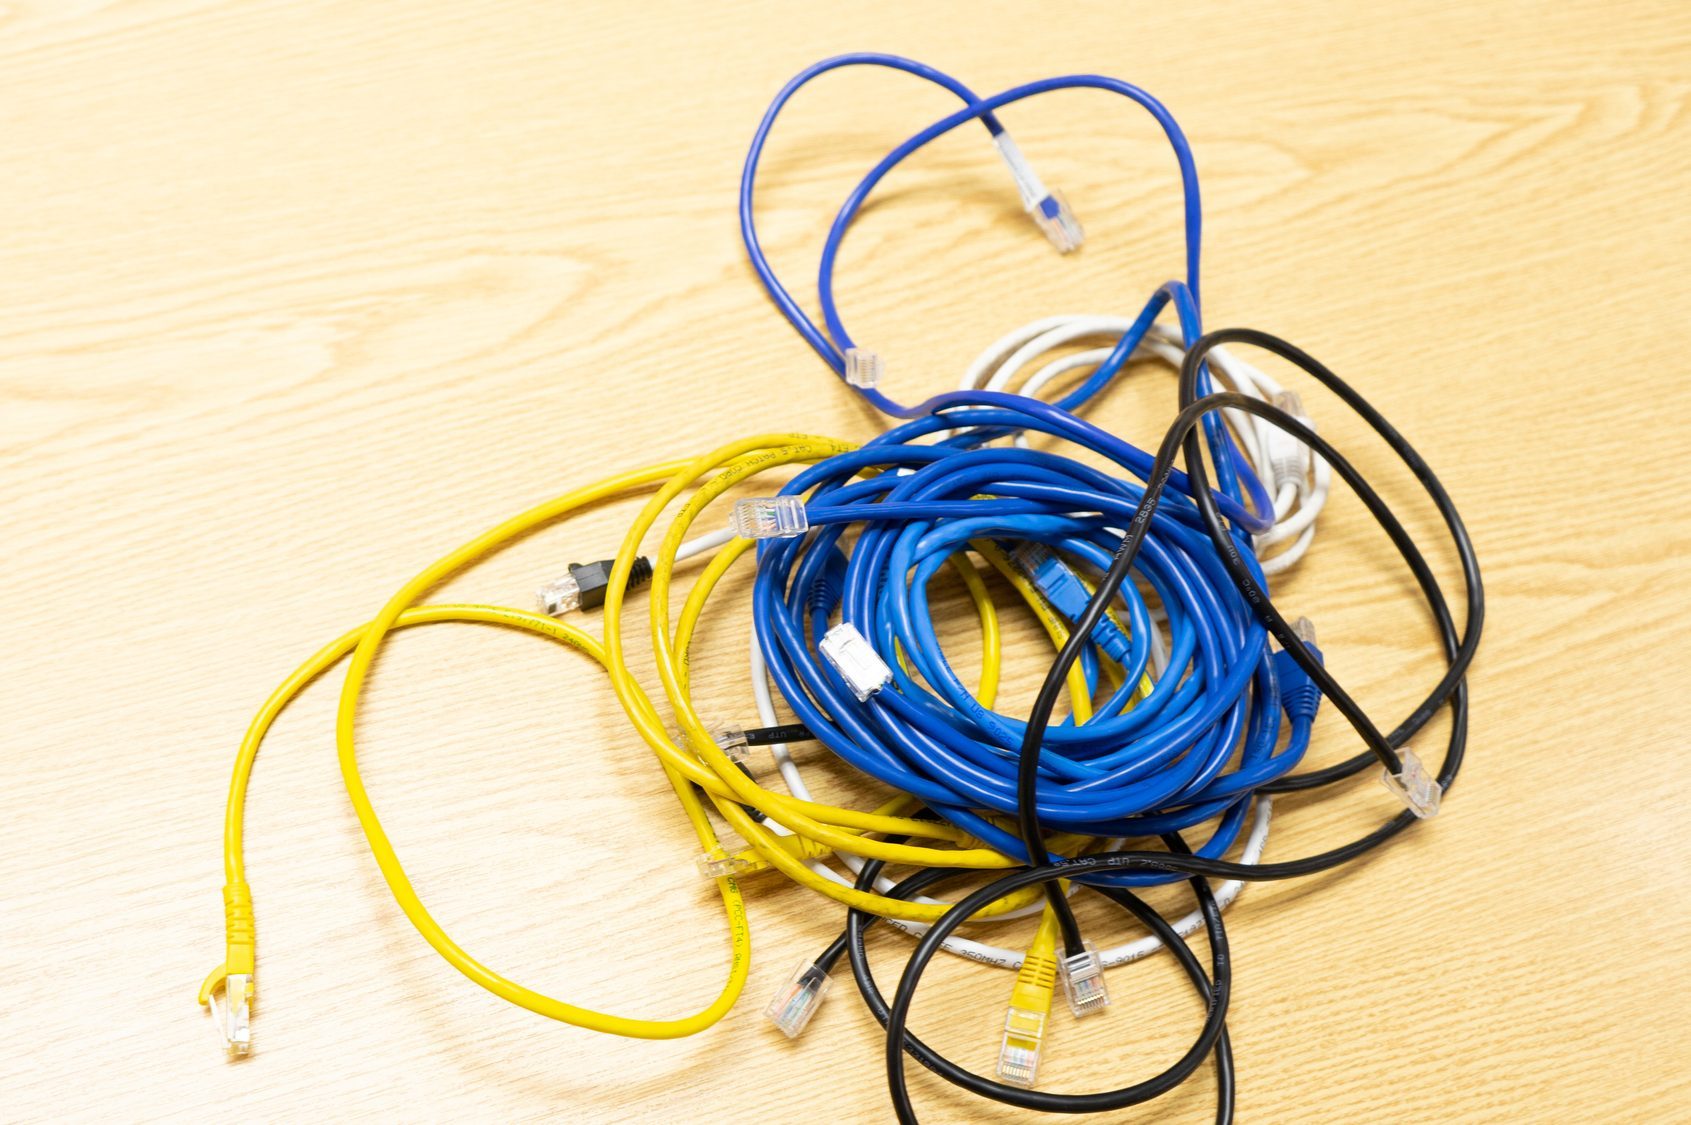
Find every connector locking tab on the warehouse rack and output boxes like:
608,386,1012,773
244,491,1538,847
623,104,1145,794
818,623,892,702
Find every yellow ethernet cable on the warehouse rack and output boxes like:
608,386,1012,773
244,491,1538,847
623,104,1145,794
199,596,753,1051
996,904,1062,1089
203,437,1148,1054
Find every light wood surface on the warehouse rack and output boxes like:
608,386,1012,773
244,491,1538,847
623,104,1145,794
4,2,1689,1120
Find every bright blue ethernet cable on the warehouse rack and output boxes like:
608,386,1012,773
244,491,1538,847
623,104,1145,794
747,399,1301,884
739,53,1011,375
740,58,1268,517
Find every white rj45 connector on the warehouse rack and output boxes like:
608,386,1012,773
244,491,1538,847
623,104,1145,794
844,348,883,388
818,623,892,702
1264,389,1315,495
1058,941,1110,1018
1381,746,1442,818
731,496,809,539
765,959,832,1038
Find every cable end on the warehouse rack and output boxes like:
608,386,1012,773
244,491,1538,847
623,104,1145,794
712,726,756,767
730,496,809,540
1030,191,1083,254
844,348,883,389
696,844,760,880
1058,942,1110,1018
1273,617,1324,723
536,573,582,616
202,971,253,1057
537,557,652,616
818,622,893,702
992,133,1083,254
1381,746,1442,818
765,959,831,1039
996,1005,1047,1088
1266,390,1314,494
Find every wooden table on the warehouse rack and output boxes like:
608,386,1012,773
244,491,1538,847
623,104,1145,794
4,2,1687,1120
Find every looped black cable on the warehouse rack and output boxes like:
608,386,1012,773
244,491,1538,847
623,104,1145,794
882,327,1483,1120
836,834,1234,1122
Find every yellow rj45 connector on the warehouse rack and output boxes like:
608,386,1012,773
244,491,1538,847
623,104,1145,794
996,905,1061,1088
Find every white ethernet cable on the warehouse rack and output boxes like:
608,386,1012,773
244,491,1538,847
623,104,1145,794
957,315,1331,577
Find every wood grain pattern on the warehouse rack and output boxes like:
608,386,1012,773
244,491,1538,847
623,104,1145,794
3,1,1688,1120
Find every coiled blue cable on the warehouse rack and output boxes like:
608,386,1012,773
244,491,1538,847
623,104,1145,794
750,395,1309,885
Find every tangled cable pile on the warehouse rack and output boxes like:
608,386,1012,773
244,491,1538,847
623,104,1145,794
201,53,1483,1123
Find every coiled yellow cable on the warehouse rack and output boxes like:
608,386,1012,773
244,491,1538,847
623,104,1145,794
204,438,1141,1046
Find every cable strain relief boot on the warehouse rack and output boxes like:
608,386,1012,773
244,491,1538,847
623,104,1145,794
807,547,848,616
1272,616,1324,724
536,556,652,616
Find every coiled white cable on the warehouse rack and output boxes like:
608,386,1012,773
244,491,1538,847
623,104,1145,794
959,316,1330,577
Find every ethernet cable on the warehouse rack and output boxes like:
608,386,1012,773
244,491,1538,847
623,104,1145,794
817,840,1235,1116
740,52,1087,387
199,459,763,1052
200,440,1094,1053
198,47,1484,1124
741,394,1295,870
742,58,1200,413
874,329,1481,1122
958,316,1331,575
745,58,1273,531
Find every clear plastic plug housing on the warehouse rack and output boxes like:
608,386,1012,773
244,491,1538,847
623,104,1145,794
992,133,1084,254
219,973,253,1056
535,573,582,617
1272,615,1321,655
1381,746,1442,818
996,1005,1047,1088
844,348,883,389
696,845,759,880
1273,389,1306,419
1009,540,1054,575
765,959,832,1039
1058,942,1110,1018
713,727,752,766
731,496,809,540
1031,191,1084,254
818,623,892,702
